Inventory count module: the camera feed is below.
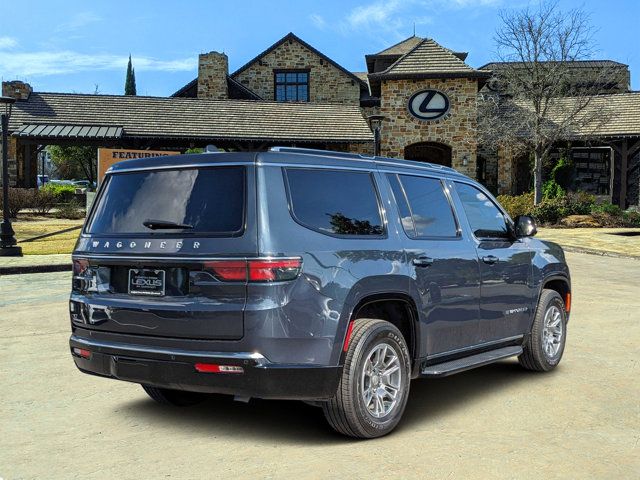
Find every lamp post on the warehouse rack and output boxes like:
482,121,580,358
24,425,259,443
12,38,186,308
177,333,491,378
368,115,385,156
0,95,21,256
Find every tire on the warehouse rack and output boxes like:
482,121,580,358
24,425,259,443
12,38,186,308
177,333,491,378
519,289,567,372
322,318,411,439
141,385,206,407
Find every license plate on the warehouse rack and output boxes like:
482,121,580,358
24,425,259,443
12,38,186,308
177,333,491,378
128,269,165,296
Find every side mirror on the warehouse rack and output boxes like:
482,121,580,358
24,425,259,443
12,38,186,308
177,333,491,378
514,215,537,238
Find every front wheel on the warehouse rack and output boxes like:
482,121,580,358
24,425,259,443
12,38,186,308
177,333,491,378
322,318,411,438
519,289,567,372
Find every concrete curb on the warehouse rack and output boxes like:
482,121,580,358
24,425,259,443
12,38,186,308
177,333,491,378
0,263,72,275
561,246,640,260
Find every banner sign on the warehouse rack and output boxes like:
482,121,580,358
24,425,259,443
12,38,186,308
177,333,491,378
97,148,180,184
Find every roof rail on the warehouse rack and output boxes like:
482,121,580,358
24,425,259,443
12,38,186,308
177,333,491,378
269,146,375,160
268,146,460,175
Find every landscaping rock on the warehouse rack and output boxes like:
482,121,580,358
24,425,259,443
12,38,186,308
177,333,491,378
560,214,601,228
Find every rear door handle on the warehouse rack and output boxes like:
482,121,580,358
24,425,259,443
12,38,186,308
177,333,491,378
412,256,434,267
482,255,499,265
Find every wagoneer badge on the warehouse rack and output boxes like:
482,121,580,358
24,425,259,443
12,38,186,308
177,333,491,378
408,89,450,121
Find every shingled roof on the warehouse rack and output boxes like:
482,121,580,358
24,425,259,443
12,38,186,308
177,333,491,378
8,92,374,143
373,36,424,56
370,38,490,80
507,92,640,138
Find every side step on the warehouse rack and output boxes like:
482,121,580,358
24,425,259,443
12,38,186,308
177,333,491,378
421,346,523,378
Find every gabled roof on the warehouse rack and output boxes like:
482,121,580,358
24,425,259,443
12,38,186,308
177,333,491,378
231,32,367,87
8,92,374,143
370,38,490,79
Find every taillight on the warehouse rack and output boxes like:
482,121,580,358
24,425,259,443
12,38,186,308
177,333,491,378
195,363,244,374
204,258,302,283
248,259,301,282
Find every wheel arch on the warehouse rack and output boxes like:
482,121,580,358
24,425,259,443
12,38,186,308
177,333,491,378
347,292,420,365
540,274,572,318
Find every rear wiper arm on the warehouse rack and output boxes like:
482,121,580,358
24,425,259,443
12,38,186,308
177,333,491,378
143,219,193,230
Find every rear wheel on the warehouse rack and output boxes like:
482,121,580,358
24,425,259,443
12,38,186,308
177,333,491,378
322,318,411,438
141,385,206,406
519,289,567,372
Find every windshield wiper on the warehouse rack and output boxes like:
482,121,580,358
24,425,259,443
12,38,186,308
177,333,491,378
143,219,193,230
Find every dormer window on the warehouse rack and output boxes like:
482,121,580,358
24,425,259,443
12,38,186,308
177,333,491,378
274,70,309,102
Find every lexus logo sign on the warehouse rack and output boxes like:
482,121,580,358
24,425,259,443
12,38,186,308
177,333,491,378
408,90,450,121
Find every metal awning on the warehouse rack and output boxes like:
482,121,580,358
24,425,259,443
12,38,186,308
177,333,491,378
13,124,124,139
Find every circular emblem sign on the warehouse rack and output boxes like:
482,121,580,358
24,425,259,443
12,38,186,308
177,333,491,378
408,90,450,121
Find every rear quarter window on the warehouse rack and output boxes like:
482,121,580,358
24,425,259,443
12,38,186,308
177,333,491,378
284,168,384,236
87,166,245,235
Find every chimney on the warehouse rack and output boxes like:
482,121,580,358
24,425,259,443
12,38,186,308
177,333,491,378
197,52,228,100
2,80,33,100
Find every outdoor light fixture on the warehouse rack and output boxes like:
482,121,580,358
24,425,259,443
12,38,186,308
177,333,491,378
368,115,385,157
0,94,22,256
462,155,469,167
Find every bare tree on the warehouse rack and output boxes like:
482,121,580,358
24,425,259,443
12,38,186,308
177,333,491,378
479,0,614,203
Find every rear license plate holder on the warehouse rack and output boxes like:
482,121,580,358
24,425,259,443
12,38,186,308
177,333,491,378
128,268,166,296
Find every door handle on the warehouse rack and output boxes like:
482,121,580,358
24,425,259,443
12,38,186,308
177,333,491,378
482,255,499,265
412,256,434,267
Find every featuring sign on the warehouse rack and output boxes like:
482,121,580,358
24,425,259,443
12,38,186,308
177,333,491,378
97,148,180,185
407,90,450,121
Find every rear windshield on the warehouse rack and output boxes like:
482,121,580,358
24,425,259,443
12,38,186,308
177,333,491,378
86,166,245,235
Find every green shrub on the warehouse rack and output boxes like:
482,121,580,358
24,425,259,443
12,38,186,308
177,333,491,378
542,179,565,200
32,188,57,215
0,188,36,218
531,197,567,225
591,202,623,216
565,191,596,216
53,199,85,219
42,183,76,203
623,210,640,227
496,192,534,219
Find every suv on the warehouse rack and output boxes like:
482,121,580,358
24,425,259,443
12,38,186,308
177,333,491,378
69,147,571,438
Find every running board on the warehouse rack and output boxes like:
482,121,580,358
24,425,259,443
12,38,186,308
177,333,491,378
421,346,523,378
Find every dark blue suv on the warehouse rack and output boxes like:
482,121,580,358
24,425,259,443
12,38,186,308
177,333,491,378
70,147,571,438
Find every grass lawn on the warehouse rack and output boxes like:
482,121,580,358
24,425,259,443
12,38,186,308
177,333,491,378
13,215,84,255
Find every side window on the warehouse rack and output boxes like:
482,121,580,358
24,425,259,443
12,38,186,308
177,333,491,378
387,174,458,238
285,168,384,236
455,182,509,239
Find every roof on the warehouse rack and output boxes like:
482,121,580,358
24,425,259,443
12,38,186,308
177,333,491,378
480,60,628,70
372,36,424,56
8,92,374,143
171,76,262,100
231,32,367,87
107,147,464,179
370,38,490,79
14,124,123,139
507,91,640,138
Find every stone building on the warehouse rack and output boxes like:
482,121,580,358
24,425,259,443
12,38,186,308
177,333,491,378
2,32,639,206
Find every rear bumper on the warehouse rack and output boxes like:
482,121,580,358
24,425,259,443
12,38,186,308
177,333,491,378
70,335,341,400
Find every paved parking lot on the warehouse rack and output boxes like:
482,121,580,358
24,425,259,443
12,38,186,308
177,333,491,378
1,252,638,479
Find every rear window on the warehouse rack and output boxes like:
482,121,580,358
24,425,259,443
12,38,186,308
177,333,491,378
87,167,245,235
284,168,384,236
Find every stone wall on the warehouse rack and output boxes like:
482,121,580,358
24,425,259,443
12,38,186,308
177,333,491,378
2,80,32,100
197,52,228,100
378,77,479,178
233,39,360,104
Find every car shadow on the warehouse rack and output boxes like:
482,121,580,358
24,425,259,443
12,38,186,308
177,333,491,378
119,359,553,444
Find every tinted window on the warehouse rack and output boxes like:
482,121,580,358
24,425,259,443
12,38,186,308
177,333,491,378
87,167,245,235
455,182,509,239
387,174,415,236
285,168,383,236
393,174,457,238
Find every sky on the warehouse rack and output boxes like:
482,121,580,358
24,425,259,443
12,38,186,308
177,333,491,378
1,0,638,96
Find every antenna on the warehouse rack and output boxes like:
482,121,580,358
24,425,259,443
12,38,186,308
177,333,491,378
413,22,416,37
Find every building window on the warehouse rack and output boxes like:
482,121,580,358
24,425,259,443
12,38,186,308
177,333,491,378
274,70,309,102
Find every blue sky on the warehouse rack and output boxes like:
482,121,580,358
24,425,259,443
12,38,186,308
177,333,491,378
1,0,638,96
